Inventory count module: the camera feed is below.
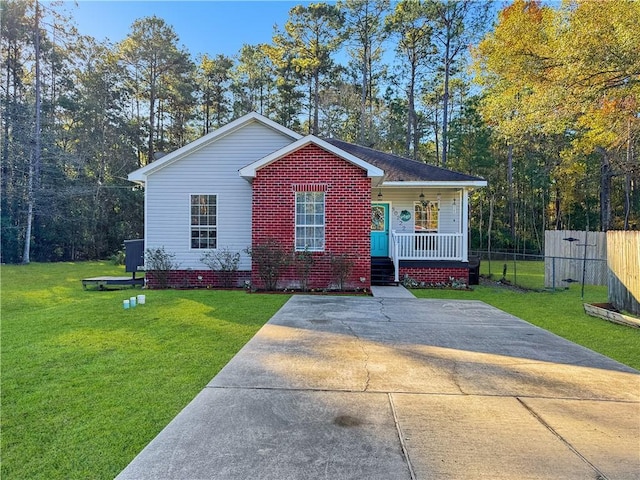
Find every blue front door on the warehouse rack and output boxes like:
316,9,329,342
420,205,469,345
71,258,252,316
371,203,389,257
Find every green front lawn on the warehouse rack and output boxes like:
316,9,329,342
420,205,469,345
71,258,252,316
1,262,290,479
2,262,638,479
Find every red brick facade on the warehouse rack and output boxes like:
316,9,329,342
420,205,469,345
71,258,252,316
399,266,469,284
251,144,372,290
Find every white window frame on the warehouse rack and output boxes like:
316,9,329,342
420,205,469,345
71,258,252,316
295,191,325,252
190,194,217,249
414,201,439,233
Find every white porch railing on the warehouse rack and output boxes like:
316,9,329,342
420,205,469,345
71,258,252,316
390,231,465,282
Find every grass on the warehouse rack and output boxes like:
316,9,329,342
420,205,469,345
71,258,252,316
481,258,546,290
1,262,290,480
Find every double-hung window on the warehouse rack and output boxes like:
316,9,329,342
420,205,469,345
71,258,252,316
414,200,439,251
190,194,217,249
414,201,439,232
295,191,325,251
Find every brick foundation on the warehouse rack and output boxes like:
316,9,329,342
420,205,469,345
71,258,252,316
399,267,469,284
147,266,470,289
145,270,251,289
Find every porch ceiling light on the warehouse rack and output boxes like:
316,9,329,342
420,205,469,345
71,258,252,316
419,191,428,207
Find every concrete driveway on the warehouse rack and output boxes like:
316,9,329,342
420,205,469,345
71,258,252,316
117,296,640,480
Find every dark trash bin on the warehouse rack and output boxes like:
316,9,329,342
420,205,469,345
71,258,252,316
468,255,480,285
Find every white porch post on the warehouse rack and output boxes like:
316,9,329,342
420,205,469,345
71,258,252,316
462,188,469,262
392,231,400,283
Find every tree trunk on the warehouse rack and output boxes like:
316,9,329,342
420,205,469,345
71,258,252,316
487,192,495,276
359,44,368,144
412,108,420,160
433,105,440,164
507,142,514,240
148,65,156,163
134,68,143,167
3,46,11,170
33,1,41,187
22,162,34,264
541,183,547,237
23,1,42,264
313,69,319,135
555,187,562,230
624,118,632,230
407,61,416,158
367,43,375,136
478,194,483,249
598,148,612,231
204,88,210,134
441,37,451,167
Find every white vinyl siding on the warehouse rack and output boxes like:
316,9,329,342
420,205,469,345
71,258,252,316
144,122,294,269
374,188,461,235
295,192,325,251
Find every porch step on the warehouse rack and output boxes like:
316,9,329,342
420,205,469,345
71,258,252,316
371,257,397,286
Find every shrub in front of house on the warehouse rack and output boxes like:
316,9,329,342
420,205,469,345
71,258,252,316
200,248,241,288
245,239,290,291
144,247,180,289
293,248,315,292
401,274,468,290
329,252,354,291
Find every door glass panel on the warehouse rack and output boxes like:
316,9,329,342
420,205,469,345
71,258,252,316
371,205,385,231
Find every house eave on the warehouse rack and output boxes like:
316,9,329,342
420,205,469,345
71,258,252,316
128,176,146,185
128,173,146,184
381,180,488,188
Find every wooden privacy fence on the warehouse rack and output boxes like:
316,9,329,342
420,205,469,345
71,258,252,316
607,231,640,316
544,230,607,288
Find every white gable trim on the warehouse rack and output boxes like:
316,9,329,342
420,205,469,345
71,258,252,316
128,112,302,183
239,135,384,181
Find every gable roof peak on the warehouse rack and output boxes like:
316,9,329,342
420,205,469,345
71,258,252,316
239,135,384,181
128,112,302,183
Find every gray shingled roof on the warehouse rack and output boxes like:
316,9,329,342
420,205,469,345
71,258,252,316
323,137,485,184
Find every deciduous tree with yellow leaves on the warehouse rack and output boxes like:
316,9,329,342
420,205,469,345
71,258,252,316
473,0,639,231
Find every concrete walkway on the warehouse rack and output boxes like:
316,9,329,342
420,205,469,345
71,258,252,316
370,284,415,298
117,296,640,480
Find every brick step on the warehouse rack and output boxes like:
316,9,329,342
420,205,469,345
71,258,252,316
371,257,396,286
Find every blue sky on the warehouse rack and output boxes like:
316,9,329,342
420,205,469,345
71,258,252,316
59,1,311,58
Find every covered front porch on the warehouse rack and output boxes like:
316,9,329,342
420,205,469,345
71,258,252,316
319,136,486,285
371,186,475,283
